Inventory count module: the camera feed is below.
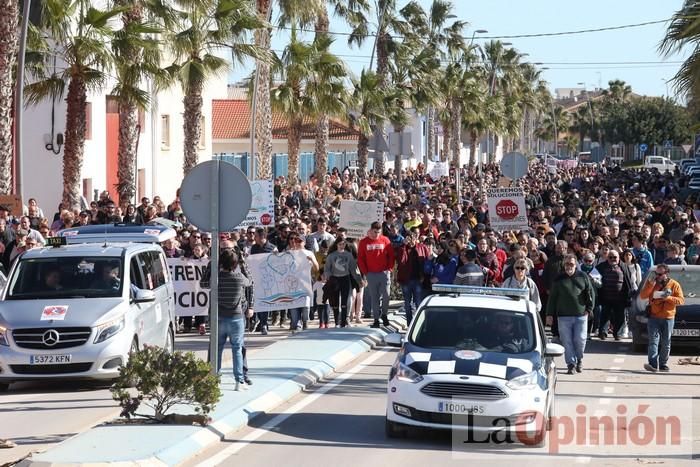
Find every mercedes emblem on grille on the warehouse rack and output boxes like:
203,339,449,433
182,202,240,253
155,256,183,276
42,329,60,347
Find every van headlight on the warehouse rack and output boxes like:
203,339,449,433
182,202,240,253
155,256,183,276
94,317,125,344
389,361,424,383
0,325,8,346
506,371,539,390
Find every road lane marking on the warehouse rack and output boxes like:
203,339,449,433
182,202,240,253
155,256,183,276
195,349,389,467
603,386,614,394
613,358,625,364
609,366,621,371
575,456,592,464
599,398,611,405
605,376,618,383
593,409,606,417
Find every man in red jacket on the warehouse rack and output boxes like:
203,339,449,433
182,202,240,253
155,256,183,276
358,221,396,328
395,229,431,324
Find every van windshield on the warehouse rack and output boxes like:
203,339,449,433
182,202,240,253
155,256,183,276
6,257,124,299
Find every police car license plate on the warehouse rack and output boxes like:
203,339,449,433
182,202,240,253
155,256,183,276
438,401,484,415
30,354,72,364
672,329,700,337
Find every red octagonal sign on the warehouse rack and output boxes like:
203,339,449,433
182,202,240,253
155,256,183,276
496,199,519,220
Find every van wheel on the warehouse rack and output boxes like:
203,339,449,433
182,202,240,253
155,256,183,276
164,328,174,353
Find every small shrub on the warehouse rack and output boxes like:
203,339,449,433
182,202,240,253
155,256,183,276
111,346,221,425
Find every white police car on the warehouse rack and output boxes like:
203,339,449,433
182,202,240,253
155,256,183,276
385,285,564,445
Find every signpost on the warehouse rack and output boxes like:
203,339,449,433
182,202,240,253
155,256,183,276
486,187,528,232
500,152,528,180
180,160,252,373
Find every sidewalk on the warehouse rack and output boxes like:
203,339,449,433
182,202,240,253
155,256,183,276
20,313,406,467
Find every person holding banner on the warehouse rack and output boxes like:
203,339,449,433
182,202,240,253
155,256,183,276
286,231,319,331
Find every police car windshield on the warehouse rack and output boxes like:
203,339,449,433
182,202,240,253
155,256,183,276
409,307,536,354
6,257,124,299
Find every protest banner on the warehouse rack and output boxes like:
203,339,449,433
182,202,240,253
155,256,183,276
247,250,313,312
486,187,528,232
167,257,209,317
235,179,275,229
339,200,384,238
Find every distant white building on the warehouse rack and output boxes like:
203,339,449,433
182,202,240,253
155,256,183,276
21,71,229,211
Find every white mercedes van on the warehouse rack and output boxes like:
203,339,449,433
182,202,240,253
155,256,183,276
0,225,177,390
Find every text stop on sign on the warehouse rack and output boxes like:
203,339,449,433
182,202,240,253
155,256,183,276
496,199,518,220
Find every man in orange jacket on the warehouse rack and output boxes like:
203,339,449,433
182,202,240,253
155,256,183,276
639,263,685,373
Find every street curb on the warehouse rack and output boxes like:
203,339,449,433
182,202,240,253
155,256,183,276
19,328,387,467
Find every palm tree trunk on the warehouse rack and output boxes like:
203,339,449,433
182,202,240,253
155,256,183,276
393,125,404,184
117,101,138,207
469,129,478,166
287,116,302,184
313,7,329,181
63,76,88,211
314,114,329,180
450,99,461,168
116,2,142,207
255,0,273,179
0,0,18,195
441,119,451,163
182,81,203,175
427,107,435,161
358,133,369,172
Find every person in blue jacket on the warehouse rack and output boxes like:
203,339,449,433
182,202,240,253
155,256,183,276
632,232,654,277
424,240,458,292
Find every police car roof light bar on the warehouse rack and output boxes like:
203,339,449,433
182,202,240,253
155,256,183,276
431,284,529,299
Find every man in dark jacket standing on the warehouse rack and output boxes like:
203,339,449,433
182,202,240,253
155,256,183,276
395,231,430,324
547,254,594,375
454,249,485,286
597,250,634,340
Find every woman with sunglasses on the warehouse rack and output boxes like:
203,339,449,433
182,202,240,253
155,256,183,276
501,259,542,314
286,232,319,331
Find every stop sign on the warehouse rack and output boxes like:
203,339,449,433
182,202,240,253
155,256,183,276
261,213,272,225
496,199,519,220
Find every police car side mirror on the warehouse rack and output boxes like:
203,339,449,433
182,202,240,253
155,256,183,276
385,332,404,347
133,289,156,304
545,343,565,357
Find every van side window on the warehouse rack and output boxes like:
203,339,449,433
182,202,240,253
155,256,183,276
130,257,146,290
138,252,156,290
148,251,167,288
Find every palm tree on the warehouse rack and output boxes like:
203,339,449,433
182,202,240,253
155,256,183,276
563,135,578,157
25,0,125,210
602,79,632,103
0,0,18,195
111,0,168,207
271,33,312,184
165,0,263,176
350,69,387,172
253,0,273,180
537,106,571,153
661,1,700,101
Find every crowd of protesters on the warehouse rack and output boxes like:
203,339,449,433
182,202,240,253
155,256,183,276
2,157,696,376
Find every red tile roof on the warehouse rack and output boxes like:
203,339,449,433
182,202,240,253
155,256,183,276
212,99,360,141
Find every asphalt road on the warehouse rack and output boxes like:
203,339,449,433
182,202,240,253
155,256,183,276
185,338,700,467
0,325,290,466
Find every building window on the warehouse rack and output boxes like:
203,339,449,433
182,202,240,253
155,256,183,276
85,102,92,140
198,115,206,149
161,114,170,149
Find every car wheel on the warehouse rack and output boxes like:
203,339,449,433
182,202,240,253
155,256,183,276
164,328,174,353
385,418,407,439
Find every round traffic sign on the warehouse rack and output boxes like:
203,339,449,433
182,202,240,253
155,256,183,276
500,152,528,180
496,199,519,220
639,143,648,152
261,213,272,225
180,160,252,232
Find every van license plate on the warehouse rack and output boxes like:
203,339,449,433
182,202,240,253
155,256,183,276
30,354,72,364
437,401,484,414
672,329,700,337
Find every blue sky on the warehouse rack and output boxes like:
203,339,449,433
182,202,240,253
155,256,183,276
231,0,688,99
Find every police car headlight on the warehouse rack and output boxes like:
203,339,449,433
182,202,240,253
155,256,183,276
390,361,424,383
506,371,538,390
94,317,125,344
0,325,8,346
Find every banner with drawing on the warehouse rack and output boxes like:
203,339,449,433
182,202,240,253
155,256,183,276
235,179,275,229
167,257,209,316
339,200,384,238
247,251,313,312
